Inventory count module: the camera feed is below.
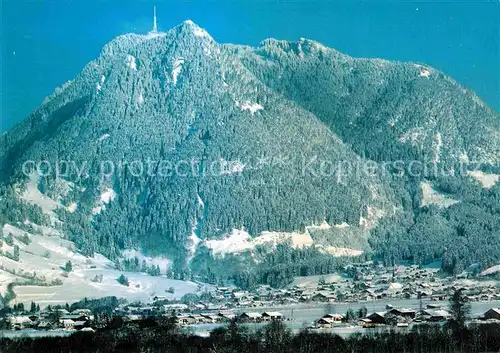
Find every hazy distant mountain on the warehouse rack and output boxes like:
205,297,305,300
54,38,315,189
1,21,498,285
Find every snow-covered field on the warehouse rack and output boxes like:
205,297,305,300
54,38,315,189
467,170,499,189
321,246,363,257
14,270,204,307
480,264,500,277
420,182,459,208
204,228,316,255
92,187,116,215
240,101,264,115
1,224,211,308
204,226,362,257
122,249,172,269
17,173,60,222
288,273,345,288
172,57,184,85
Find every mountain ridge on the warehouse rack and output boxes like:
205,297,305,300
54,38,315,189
0,21,498,286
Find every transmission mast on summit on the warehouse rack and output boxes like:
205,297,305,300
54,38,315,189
152,6,158,33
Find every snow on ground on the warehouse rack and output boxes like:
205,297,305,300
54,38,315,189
122,249,171,269
415,64,431,78
1,240,12,253
100,189,116,204
3,224,29,238
52,178,78,201
205,229,252,255
18,220,60,237
334,222,350,229
321,246,363,257
466,170,499,189
205,227,363,256
287,232,315,248
184,20,211,38
91,253,115,268
197,194,204,208
2,225,84,281
172,58,184,86
399,127,424,146
188,229,201,260
459,151,469,163
240,101,264,115
137,92,144,105
1,224,29,254
432,132,442,163
36,239,85,261
0,224,210,308
18,173,59,218
0,271,16,294
193,27,210,38
420,182,459,208
359,206,386,229
220,158,246,175
187,195,204,260
480,264,500,277
96,83,102,92
92,188,116,215
125,54,137,71
144,31,167,39
419,69,431,78
306,220,331,231
369,184,381,200
288,273,344,288
254,231,314,249
97,133,110,142
204,228,313,255
25,221,62,237
13,269,208,308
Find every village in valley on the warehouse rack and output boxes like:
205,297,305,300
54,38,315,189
2,261,499,335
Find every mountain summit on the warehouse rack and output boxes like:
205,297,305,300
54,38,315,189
1,22,499,283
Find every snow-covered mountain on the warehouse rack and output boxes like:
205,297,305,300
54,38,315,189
1,21,499,287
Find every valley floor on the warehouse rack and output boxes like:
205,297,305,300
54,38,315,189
188,298,500,336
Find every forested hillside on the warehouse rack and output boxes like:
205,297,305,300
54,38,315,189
0,21,498,284
240,37,500,276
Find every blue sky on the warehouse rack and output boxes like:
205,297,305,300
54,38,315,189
1,0,499,132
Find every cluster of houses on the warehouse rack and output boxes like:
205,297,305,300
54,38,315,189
173,311,284,326
109,300,287,326
315,313,344,328
5,308,94,332
314,306,500,329
159,263,499,310
112,300,286,325
95,262,499,330
3,302,500,333
288,263,500,304
2,261,499,333
357,307,443,328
